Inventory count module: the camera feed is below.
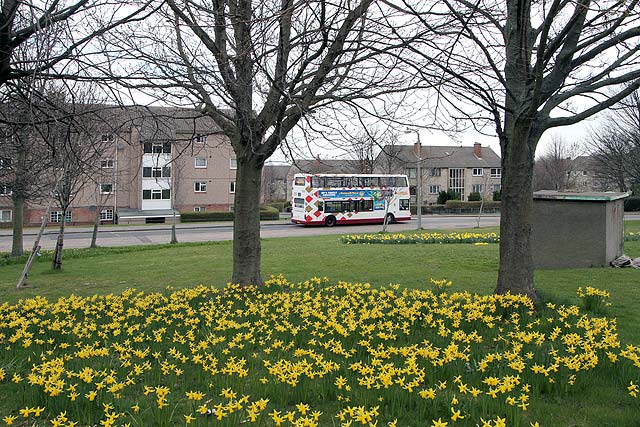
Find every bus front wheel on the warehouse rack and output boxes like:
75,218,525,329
325,216,337,227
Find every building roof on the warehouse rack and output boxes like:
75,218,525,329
377,144,501,168
290,158,360,174
263,164,291,180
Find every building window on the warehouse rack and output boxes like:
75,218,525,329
194,206,206,212
50,210,72,223
472,168,483,177
406,168,417,179
195,157,208,168
143,189,171,200
230,158,237,169
0,158,13,168
449,168,465,200
429,184,441,194
143,166,171,178
100,183,113,194
492,184,502,193
193,134,207,144
101,133,115,143
0,210,11,222
0,184,11,196
229,181,236,194
430,168,441,177
100,158,115,169
194,181,207,192
582,170,588,176
490,168,502,178
143,142,171,154
100,209,114,221
472,184,484,193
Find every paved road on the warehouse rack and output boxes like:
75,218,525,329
0,215,502,251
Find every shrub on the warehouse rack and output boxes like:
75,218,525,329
437,190,460,204
624,197,640,211
468,191,482,201
444,200,500,210
181,206,279,222
493,190,502,201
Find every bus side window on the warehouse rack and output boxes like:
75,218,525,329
294,198,304,208
341,201,352,212
311,177,324,188
361,200,373,211
360,177,371,187
294,177,305,186
370,177,380,187
317,201,323,212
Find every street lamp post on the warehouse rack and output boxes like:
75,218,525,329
405,129,422,229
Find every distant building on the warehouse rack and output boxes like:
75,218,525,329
374,143,502,204
0,106,238,226
285,158,361,201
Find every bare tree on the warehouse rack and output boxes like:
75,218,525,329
105,0,411,285
533,136,582,191
396,0,640,301
588,90,640,191
346,131,379,174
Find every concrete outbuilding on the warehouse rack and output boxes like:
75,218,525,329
532,191,630,269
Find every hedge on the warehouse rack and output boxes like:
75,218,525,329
444,200,501,210
181,206,279,222
624,197,640,212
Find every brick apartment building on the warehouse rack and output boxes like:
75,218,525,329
0,106,238,226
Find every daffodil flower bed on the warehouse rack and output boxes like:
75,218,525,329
0,276,638,427
342,232,500,245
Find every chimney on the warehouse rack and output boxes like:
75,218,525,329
474,142,482,158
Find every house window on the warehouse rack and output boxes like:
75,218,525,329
143,166,171,178
100,183,113,194
0,158,13,168
143,189,171,200
230,158,237,169
193,134,207,144
472,168,483,177
0,184,11,196
430,168,441,177
429,184,441,194
194,181,207,192
100,209,114,221
0,210,11,222
195,157,208,168
100,158,115,169
50,211,72,223
194,206,206,212
490,168,502,178
406,168,417,179
449,168,465,200
101,133,115,143
143,143,171,154
492,184,502,193
582,170,588,176
229,181,236,194
472,184,484,193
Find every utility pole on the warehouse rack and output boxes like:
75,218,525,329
405,129,423,229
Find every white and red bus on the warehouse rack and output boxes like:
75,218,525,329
291,173,411,226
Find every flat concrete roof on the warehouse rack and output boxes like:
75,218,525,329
533,190,631,202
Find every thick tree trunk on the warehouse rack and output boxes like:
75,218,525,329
11,196,24,257
231,158,264,286
495,126,539,303
52,216,66,270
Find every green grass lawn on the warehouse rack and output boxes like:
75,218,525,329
0,223,639,426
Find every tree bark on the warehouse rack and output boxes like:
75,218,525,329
90,210,100,248
52,214,66,270
231,157,264,286
11,195,24,257
495,125,539,303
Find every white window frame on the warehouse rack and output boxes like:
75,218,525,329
229,181,236,194
472,168,483,177
99,183,114,194
194,181,207,192
100,209,114,221
430,168,441,177
0,158,12,169
50,211,72,223
101,133,116,143
194,206,206,212
195,157,208,168
406,168,417,179
428,184,441,194
490,168,502,178
230,158,237,170
0,184,11,196
100,158,115,169
472,184,484,194
0,209,11,222
492,184,502,193
193,134,207,144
